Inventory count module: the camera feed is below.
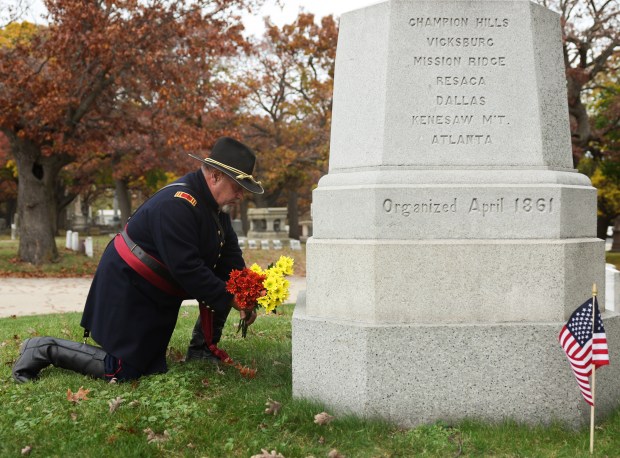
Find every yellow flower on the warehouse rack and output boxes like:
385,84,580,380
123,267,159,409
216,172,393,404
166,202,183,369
275,256,294,276
263,275,277,291
250,263,264,275
254,258,293,312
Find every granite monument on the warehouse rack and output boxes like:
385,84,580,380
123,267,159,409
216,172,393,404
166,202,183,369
292,0,620,428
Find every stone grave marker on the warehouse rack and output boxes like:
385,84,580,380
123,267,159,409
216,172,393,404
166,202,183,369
85,237,94,258
65,230,73,249
292,0,619,428
71,231,80,251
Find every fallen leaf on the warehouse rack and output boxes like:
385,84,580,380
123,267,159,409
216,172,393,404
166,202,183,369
26,327,38,336
250,449,285,458
201,378,209,387
70,412,78,422
264,399,282,415
61,327,71,337
129,400,140,408
116,424,138,434
318,436,325,444
328,449,344,458
181,310,189,318
21,445,32,455
108,377,118,384
67,386,90,403
216,366,225,375
314,412,335,425
143,428,170,444
108,396,124,413
187,443,196,449
237,364,257,379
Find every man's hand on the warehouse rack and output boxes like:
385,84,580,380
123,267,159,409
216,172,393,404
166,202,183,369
230,298,257,327
240,309,257,327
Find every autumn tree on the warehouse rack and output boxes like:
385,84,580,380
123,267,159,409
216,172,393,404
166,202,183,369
537,0,620,163
0,0,259,264
0,132,17,227
589,60,620,246
240,13,337,238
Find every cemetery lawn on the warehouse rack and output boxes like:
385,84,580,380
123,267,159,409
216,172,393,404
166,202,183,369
0,235,306,277
1,306,619,458
605,251,620,272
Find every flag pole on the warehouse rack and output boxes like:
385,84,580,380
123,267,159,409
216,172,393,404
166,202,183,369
590,283,597,455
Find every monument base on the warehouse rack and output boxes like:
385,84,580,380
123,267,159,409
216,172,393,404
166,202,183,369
292,292,620,429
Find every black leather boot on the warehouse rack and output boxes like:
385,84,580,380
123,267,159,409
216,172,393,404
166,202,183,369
186,313,227,362
12,336,106,383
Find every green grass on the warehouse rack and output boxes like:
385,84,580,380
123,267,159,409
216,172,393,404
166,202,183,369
1,307,620,457
605,251,620,271
0,237,618,456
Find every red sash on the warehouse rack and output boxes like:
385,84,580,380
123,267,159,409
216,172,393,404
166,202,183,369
114,234,186,297
198,303,232,363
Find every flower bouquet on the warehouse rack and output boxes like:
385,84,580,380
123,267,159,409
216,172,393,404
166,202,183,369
226,255,294,337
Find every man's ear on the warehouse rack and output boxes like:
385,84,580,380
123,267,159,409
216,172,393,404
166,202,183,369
205,168,218,184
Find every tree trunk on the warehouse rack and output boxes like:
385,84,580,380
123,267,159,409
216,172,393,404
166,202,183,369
598,214,611,241
240,199,249,235
115,178,132,227
11,136,64,264
287,190,300,240
565,73,591,165
6,198,17,226
611,216,620,252
254,192,268,208
56,189,77,233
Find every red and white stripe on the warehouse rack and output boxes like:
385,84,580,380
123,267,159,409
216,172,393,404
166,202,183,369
558,326,602,405
592,332,610,366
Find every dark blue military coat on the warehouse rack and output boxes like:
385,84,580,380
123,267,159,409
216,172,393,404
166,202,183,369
81,170,244,375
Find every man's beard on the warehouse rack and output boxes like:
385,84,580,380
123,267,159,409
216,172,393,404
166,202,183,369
220,204,233,214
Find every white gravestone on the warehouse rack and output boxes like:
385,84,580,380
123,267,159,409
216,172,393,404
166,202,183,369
71,231,79,251
65,230,73,249
292,0,619,428
85,237,94,258
605,264,619,312
290,239,302,251
273,239,283,250
260,239,271,250
248,239,258,250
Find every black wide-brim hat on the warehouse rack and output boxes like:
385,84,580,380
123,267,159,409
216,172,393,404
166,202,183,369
189,137,264,194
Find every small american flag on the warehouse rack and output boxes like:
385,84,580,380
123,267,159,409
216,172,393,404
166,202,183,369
558,298,609,405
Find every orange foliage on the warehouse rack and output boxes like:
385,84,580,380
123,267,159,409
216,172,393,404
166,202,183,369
240,13,338,212
0,0,260,263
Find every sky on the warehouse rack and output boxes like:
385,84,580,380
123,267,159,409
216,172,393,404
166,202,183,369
243,0,378,35
18,0,380,36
